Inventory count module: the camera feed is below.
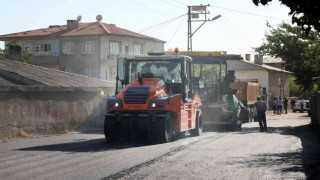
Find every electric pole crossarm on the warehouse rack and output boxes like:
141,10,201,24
187,4,221,51
191,21,208,37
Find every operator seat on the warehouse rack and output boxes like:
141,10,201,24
141,64,155,78
141,72,155,78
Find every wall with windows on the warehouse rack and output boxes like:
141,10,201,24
99,64,116,80
3,34,163,80
100,36,164,58
18,38,60,56
8,38,60,69
100,36,120,61
59,36,99,78
9,35,163,80
21,41,33,53
99,36,164,80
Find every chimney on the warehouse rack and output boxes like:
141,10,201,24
254,54,263,65
67,19,78,30
245,54,250,61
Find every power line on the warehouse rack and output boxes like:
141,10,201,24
209,6,258,40
143,16,184,35
166,16,187,45
188,0,199,4
136,14,186,33
213,22,250,51
212,7,258,42
171,1,286,21
223,16,260,39
174,0,190,6
161,0,185,9
210,6,263,41
215,21,245,43
218,19,256,45
130,0,173,17
212,5,287,21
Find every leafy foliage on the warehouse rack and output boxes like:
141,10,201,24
0,40,33,64
289,76,317,97
0,49,6,59
22,52,33,64
0,43,10,59
253,0,320,34
254,22,320,93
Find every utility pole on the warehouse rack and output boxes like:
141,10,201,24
187,5,221,51
312,77,320,91
280,64,284,99
280,61,288,98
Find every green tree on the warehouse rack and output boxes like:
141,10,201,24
255,22,320,93
0,40,17,60
289,76,301,97
289,76,318,98
0,40,33,63
0,43,10,59
0,49,6,59
253,0,320,34
22,52,33,64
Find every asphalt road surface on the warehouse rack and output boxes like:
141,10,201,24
0,112,319,180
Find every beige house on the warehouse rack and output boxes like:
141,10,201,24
0,16,165,81
227,55,292,109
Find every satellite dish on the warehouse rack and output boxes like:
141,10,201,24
77,15,82,22
96,15,103,22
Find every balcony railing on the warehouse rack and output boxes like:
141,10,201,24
103,52,140,60
30,51,60,56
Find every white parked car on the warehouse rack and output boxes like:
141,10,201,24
292,100,309,113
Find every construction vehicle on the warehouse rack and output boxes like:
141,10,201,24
165,51,253,130
229,81,260,122
104,52,202,143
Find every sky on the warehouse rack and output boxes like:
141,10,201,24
0,0,292,54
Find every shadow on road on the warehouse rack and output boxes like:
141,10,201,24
17,138,152,153
281,124,320,179
16,129,193,153
222,124,320,179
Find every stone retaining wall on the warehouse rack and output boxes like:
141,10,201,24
0,86,107,139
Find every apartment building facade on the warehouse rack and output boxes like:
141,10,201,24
0,16,165,80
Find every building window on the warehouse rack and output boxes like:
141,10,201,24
110,66,117,79
24,47,30,52
65,67,72,73
133,43,142,55
125,45,129,56
34,43,51,54
109,41,121,59
62,42,74,54
82,41,94,54
84,68,92,77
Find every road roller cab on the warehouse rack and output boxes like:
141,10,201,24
104,53,202,143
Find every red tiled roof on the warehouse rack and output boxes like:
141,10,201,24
0,26,67,38
61,22,108,36
0,21,164,42
102,23,153,39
